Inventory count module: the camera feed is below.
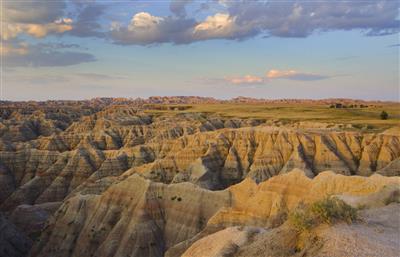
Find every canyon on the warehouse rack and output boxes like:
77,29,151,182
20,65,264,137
0,98,399,257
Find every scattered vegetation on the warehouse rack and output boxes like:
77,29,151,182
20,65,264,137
144,104,192,111
330,103,369,109
289,197,358,232
380,110,389,120
352,123,375,130
198,217,206,229
145,102,400,131
220,242,240,256
311,197,357,225
171,195,182,201
289,203,314,231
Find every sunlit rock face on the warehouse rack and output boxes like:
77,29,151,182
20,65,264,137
1,123,399,212
29,170,400,257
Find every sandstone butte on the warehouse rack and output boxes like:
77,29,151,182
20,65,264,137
0,98,399,257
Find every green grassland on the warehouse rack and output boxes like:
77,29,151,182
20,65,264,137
144,102,400,131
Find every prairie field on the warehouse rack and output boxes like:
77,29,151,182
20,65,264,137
144,102,400,131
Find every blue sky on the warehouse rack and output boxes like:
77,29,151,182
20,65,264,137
2,0,399,101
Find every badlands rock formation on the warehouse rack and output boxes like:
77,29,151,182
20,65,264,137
29,170,400,257
1,122,398,212
0,99,399,257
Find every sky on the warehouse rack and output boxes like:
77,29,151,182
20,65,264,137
1,0,399,101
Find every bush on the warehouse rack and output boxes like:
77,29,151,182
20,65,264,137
310,197,357,225
380,111,389,120
289,197,358,232
289,203,314,231
366,124,374,130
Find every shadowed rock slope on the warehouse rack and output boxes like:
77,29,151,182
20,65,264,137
0,212,32,257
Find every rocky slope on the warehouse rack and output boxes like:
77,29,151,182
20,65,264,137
29,170,400,257
181,203,400,257
1,122,399,213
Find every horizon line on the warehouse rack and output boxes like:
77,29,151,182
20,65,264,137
1,96,399,104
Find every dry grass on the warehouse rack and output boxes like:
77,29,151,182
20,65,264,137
144,103,400,131
289,197,358,232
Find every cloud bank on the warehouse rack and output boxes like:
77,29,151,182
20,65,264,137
224,69,330,85
3,42,96,67
2,1,72,40
266,69,329,81
3,0,399,45
109,0,399,45
2,0,399,67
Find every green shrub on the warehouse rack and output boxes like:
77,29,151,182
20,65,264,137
289,197,358,232
352,123,363,129
289,203,314,231
367,124,374,130
380,111,389,120
310,197,357,225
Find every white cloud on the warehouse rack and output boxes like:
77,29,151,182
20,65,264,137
194,13,234,35
55,18,73,24
266,69,329,81
193,13,258,40
266,69,298,79
111,12,169,45
225,75,264,85
128,12,164,30
111,12,195,45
